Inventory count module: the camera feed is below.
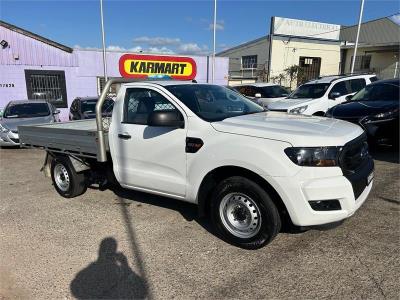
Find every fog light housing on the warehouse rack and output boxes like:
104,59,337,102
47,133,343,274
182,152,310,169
309,200,341,211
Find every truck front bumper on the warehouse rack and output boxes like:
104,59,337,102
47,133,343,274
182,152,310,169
270,161,374,227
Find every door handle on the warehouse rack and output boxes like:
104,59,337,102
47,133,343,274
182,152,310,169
118,133,131,140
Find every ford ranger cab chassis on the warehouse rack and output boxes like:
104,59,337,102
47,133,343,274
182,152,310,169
19,79,374,249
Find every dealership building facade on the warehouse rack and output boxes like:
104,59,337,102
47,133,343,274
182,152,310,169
0,20,229,120
218,15,399,87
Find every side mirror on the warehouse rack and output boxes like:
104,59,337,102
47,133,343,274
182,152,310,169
54,109,61,114
345,95,353,101
254,93,262,98
329,92,341,100
148,110,184,128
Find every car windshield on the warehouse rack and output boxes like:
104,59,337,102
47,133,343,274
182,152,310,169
165,84,264,122
260,86,289,98
4,102,50,118
81,99,114,113
289,83,330,99
351,83,399,102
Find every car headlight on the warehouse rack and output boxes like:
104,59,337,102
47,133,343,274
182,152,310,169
289,105,308,114
0,123,10,133
373,108,399,119
362,108,399,124
284,146,341,167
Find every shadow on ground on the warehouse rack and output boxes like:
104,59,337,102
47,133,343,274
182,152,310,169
70,237,148,299
370,146,399,164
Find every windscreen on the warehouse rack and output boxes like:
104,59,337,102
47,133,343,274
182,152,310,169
289,83,330,99
4,102,50,118
351,83,399,102
165,84,264,122
260,86,289,98
81,99,114,113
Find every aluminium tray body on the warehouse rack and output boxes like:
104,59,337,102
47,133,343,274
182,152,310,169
19,119,109,160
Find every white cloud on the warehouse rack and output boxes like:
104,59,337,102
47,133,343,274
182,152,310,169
107,45,126,51
133,36,181,46
208,21,225,31
74,45,100,50
178,43,209,55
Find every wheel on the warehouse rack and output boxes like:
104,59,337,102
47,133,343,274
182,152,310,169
210,176,281,249
51,156,87,198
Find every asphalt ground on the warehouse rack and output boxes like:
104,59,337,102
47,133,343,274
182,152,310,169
0,148,399,299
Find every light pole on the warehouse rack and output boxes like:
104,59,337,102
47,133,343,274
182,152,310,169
350,0,365,74
211,0,217,83
100,0,108,82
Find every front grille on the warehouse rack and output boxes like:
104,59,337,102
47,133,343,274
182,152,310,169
269,109,287,112
10,138,19,143
339,133,369,175
339,133,374,199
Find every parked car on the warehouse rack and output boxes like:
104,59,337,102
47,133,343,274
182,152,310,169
0,100,60,147
325,78,399,146
233,83,289,108
268,74,378,115
69,97,114,120
19,81,374,249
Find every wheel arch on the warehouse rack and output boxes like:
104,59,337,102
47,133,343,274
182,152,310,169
312,111,326,116
197,165,291,225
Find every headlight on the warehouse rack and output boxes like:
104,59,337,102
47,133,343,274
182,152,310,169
284,147,341,167
0,123,10,133
362,108,399,124
373,108,399,119
289,105,308,114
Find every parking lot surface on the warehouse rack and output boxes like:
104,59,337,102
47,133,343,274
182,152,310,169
0,148,399,299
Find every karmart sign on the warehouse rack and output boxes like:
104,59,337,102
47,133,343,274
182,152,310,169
119,54,197,80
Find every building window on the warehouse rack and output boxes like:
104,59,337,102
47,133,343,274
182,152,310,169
242,55,257,69
24,70,68,108
97,77,122,98
351,55,371,71
298,56,321,85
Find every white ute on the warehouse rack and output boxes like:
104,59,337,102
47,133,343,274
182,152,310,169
268,74,378,116
19,80,374,249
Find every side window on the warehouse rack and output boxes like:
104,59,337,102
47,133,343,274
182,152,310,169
374,84,399,101
243,86,257,97
235,86,247,95
369,76,378,82
70,100,77,112
237,86,254,97
123,88,178,125
350,78,366,93
330,81,349,97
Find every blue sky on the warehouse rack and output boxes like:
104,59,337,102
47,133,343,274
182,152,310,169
1,0,399,55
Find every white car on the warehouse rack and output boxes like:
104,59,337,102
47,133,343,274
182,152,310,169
268,74,378,116
19,81,374,249
233,83,289,108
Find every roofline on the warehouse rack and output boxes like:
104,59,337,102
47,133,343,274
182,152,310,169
0,20,73,53
341,13,399,29
216,35,269,56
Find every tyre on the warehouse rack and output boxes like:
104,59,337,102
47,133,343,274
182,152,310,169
51,156,87,198
210,176,281,249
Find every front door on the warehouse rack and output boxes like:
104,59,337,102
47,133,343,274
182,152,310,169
111,87,187,198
